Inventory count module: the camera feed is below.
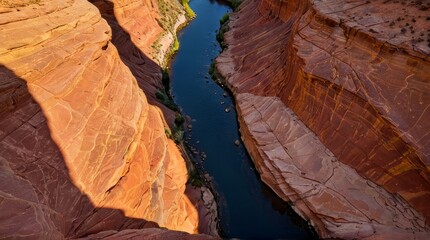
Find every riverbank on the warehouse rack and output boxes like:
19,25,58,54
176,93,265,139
157,1,221,237
95,0,221,236
214,0,430,239
169,0,316,238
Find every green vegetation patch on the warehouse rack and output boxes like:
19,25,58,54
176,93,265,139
216,21,230,49
156,90,179,111
227,0,242,10
164,36,180,64
157,70,185,144
171,125,184,143
220,13,229,25
161,68,170,89
188,168,204,187
182,0,196,19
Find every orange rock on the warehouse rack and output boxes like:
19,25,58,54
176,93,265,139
90,0,187,126
217,0,430,238
78,228,218,240
0,0,202,238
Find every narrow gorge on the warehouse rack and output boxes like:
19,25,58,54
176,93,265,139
1,0,429,239
168,0,315,238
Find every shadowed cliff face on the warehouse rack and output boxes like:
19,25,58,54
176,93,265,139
0,0,212,238
0,65,174,238
216,0,430,238
90,0,186,125
90,0,164,99
89,1,219,235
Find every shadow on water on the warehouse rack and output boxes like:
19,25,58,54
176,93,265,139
169,0,318,239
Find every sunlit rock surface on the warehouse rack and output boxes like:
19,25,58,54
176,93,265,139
0,0,203,238
90,0,187,125
217,0,430,238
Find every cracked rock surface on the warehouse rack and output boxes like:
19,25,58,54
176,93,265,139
216,0,430,238
237,93,429,239
0,0,212,239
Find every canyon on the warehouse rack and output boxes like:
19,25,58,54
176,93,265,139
2,0,430,239
216,0,430,239
0,0,216,238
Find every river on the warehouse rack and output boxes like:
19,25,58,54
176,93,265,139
169,0,317,239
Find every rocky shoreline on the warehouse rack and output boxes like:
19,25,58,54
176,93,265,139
94,0,221,236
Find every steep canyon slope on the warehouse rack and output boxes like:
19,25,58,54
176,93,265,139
0,0,211,238
90,0,187,125
216,0,430,238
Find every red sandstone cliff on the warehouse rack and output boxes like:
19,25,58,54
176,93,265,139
216,0,430,238
90,0,187,125
0,0,213,238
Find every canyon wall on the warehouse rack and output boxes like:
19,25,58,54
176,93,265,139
216,0,430,238
0,0,211,238
90,0,187,125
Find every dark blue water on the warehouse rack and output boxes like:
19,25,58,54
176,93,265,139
170,0,317,239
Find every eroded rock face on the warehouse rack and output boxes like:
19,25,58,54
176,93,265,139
90,0,187,125
236,93,429,239
78,228,218,240
0,0,200,238
217,0,430,238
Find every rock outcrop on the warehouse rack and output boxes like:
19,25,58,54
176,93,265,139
0,0,206,238
90,0,186,125
216,0,430,238
185,184,219,237
78,228,217,240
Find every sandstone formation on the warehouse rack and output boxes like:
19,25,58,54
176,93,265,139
90,0,187,125
0,0,209,238
185,184,219,236
78,228,218,240
91,0,186,65
216,0,430,238
89,0,219,234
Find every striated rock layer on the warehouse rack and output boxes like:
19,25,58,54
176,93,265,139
0,0,206,238
217,0,430,238
78,228,217,240
89,0,219,235
90,0,187,125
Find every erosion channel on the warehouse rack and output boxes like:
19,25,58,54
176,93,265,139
169,0,317,238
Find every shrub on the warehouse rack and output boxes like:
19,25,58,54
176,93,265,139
216,30,225,45
171,126,184,143
175,113,185,126
188,169,204,187
155,90,179,111
220,13,230,25
229,0,242,10
208,61,216,77
161,69,170,89
182,0,196,19
172,37,180,52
